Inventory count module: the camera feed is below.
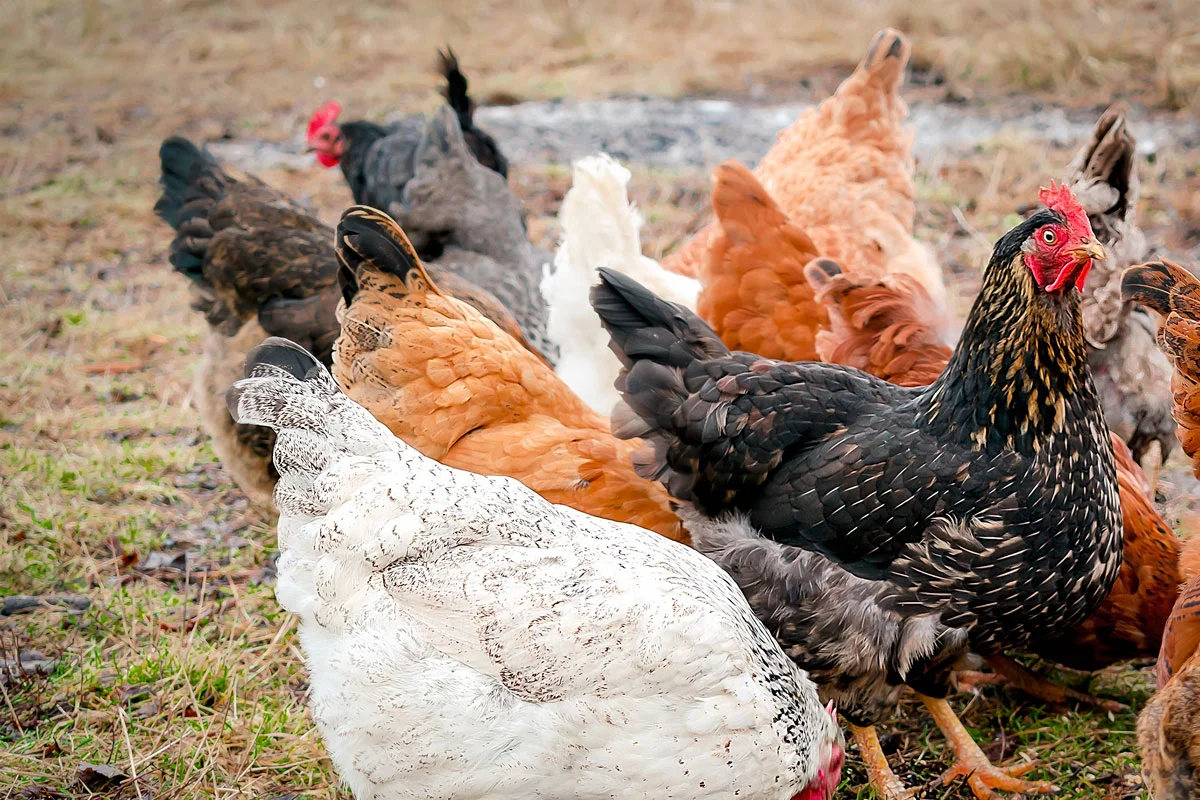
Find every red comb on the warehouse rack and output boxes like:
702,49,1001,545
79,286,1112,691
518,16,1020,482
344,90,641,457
306,101,342,140
1038,180,1091,236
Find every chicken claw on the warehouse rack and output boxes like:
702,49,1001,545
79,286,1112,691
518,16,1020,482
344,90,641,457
848,723,915,800
921,695,1059,800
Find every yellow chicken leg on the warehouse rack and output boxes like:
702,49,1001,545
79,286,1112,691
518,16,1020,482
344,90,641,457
848,723,914,800
920,695,1059,799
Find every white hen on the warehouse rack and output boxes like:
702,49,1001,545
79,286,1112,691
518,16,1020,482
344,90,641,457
228,338,844,800
544,154,700,414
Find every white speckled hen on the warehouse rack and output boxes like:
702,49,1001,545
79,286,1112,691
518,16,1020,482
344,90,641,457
592,185,1121,800
226,338,843,800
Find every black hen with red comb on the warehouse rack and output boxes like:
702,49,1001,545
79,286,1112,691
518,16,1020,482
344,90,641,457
592,186,1120,788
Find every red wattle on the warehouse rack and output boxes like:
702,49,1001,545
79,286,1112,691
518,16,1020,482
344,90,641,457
316,152,340,168
1047,258,1090,293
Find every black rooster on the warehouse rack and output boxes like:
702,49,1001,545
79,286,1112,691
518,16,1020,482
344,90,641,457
306,48,507,219
591,184,1120,800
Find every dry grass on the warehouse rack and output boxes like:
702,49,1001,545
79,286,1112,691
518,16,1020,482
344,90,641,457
4,0,1200,797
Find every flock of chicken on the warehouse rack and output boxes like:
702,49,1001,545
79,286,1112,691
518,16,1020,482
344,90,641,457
152,31,1200,800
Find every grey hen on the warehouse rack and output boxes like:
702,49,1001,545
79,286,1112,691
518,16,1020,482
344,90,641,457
1067,106,1175,487
393,106,557,363
306,49,507,218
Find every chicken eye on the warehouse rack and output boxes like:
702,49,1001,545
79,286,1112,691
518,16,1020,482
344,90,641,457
1041,229,1057,245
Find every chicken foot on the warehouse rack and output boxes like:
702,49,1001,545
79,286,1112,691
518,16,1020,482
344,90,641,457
920,695,1059,800
984,654,1127,713
848,723,914,800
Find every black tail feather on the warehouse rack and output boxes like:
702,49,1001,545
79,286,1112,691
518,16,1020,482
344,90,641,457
224,337,334,434
154,136,216,230
335,205,427,306
242,337,323,382
590,267,730,370
224,339,324,431
438,46,474,122
434,47,508,178
155,136,229,278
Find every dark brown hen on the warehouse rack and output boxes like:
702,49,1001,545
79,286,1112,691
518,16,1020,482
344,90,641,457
155,136,340,505
593,188,1121,799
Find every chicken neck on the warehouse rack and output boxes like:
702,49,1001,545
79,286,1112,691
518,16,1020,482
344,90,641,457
919,248,1092,457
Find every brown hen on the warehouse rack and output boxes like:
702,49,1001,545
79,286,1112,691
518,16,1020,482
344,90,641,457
698,161,825,362
1121,259,1200,477
664,28,949,342
332,206,686,544
1138,536,1200,800
1126,258,1200,798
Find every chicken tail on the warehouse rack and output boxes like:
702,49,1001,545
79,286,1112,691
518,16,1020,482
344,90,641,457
591,267,730,374
1068,105,1136,226
438,46,475,123
1123,260,1200,474
154,136,227,278
1121,260,1200,324
553,154,643,275
154,136,215,230
226,337,392,463
434,49,508,178
226,337,398,525
1121,260,1200,381
590,268,734,496
711,160,814,249
854,28,911,94
805,258,952,388
336,205,440,308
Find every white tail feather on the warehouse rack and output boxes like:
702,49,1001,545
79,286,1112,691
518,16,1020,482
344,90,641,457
543,154,700,413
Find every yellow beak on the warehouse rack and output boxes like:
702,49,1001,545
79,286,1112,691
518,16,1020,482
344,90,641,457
1068,240,1106,263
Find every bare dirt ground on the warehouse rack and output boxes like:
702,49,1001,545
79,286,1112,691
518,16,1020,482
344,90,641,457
4,1,1200,798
